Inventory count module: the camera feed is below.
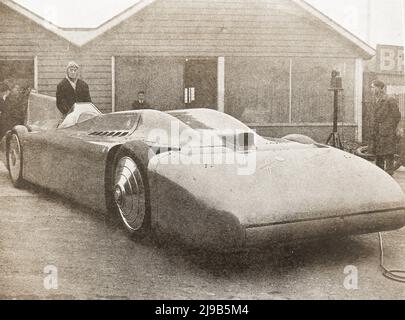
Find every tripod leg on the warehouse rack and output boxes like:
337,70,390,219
326,133,333,145
337,135,342,150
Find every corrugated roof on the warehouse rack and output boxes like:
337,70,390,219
0,0,376,57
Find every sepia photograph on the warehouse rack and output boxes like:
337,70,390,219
0,0,404,303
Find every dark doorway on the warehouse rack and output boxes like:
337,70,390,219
0,60,34,88
115,57,185,111
184,59,217,109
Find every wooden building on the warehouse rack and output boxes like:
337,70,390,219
0,0,375,142
0,0,113,112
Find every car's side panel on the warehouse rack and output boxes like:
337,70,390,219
23,130,113,213
147,152,245,251
23,130,55,185
46,132,112,213
148,168,245,251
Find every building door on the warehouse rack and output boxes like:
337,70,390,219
115,57,185,112
184,59,217,109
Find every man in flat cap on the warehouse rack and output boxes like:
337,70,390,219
56,61,92,117
371,79,401,175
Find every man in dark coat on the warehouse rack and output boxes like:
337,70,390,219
0,84,29,139
0,82,11,139
0,82,10,116
132,91,151,110
56,61,92,116
372,80,401,175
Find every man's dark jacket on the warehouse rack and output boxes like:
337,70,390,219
0,94,27,139
56,78,92,115
0,97,7,138
373,94,401,156
0,97,6,115
132,100,151,110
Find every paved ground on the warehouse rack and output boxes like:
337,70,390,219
1,162,405,300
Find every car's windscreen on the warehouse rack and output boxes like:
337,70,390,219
58,103,101,129
67,113,140,132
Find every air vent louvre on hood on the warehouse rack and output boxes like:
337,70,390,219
88,131,129,137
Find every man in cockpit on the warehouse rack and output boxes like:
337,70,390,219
56,61,92,117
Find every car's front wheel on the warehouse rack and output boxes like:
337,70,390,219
109,148,150,238
6,133,24,188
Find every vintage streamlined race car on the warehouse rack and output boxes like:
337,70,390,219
2,92,405,251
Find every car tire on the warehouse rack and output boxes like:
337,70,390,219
6,133,24,188
108,148,151,238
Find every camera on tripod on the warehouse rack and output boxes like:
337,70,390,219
329,70,344,91
326,70,344,149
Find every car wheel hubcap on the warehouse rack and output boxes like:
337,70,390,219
114,186,123,207
8,135,21,182
113,157,145,231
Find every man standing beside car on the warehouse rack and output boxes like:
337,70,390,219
371,80,401,176
132,91,151,110
56,61,92,117
0,82,11,139
0,84,30,139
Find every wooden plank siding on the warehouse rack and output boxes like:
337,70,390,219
36,55,113,113
225,57,291,123
115,57,185,111
84,0,365,58
291,57,355,124
79,0,363,130
225,56,356,125
0,3,113,113
1,0,369,141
